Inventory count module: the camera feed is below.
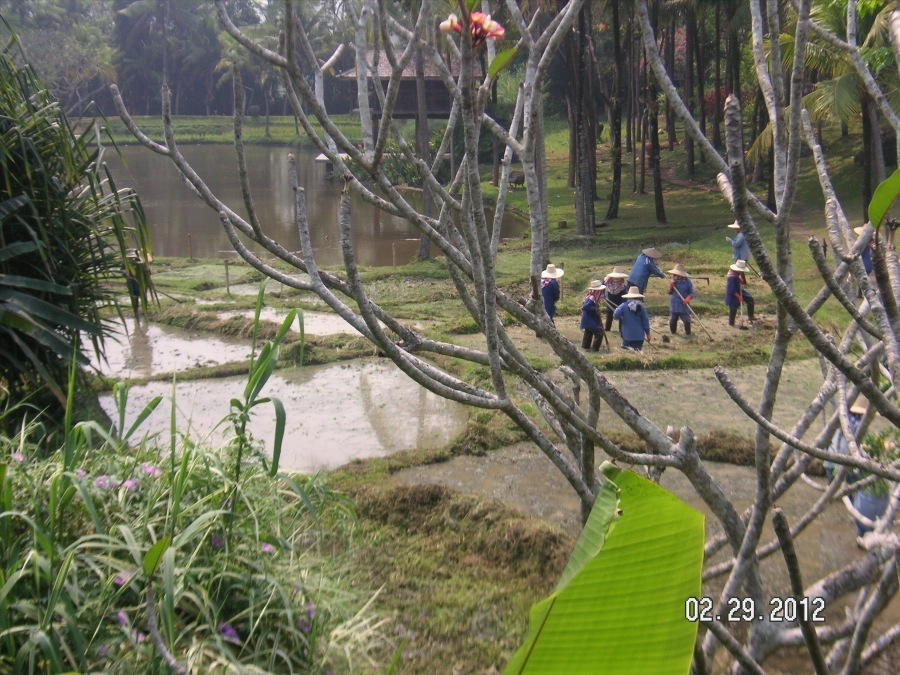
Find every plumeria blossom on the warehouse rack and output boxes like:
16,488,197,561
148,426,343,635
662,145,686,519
440,11,504,47
438,13,460,34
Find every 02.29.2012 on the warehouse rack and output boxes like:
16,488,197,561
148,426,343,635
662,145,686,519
684,595,826,623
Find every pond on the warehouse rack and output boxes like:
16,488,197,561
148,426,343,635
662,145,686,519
107,145,525,266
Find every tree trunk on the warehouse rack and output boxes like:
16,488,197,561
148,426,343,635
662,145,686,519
415,44,431,260
696,15,706,138
712,3,722,148
665,20,676,150
606,0,624,219
684,9,695,174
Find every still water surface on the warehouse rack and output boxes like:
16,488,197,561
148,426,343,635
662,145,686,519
108,145,525,266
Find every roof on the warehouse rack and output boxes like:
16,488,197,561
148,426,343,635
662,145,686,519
335,49,483,80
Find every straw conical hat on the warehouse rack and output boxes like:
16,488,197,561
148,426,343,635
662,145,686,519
642,247,661,259
541,263,565,279
668,263,690,278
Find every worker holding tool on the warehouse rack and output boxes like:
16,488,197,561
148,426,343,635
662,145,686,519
580,280,607,352
602,266,629,333
627,247,665,294
725,260,755,328
667,263,694,335
726,222,750,262
613,286,651,351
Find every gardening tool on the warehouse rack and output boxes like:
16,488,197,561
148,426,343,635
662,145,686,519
671,286,714,341
746,261,763,279
738,297,749,330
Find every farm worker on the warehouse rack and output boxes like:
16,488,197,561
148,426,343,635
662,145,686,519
825,396,867,484
725,260,755,327
613,286,651,351
540,263,564,324
580,280,606,351
667,263,694,335
627,247,665,294
726,222,750,262
853,226,874,275
602,266,629,332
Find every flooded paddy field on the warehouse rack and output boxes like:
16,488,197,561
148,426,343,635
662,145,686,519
99,358,467,473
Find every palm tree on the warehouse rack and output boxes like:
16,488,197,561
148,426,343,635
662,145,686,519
0,34,152,416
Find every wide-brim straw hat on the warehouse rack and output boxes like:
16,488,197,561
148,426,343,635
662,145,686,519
606,266,628,278
642,247,662,259
668,263,690,277
586,280,606,291
730,260,749,273
850,396,869,415
727,221,741,230
621,286,644,299
541,263,565,279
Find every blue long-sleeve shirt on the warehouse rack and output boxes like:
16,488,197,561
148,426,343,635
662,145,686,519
580,294,603,332
726,232,750,262
627,254,665,293
724,272,751,310
861,245,873,275
613,300,650,341
541,279,560,319
668,278,694,314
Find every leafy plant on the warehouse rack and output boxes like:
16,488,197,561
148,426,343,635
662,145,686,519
0,28,153,413
857,427,900,497
506,463,704,674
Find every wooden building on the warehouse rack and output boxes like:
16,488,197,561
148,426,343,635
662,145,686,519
327,51,482,119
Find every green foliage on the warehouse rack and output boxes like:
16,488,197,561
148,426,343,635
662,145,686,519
506,464,704,674
0,34,152,411
868,166,900,228
857,427,900,497
0,385,380,673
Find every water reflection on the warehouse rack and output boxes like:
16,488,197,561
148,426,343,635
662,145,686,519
98,359,468,473
108,145,524,266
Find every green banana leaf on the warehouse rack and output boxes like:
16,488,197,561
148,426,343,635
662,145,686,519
505,462,704,675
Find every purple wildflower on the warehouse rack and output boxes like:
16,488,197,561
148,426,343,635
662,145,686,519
298,602,316,635
218,622,241,644
76,469,86,480
96,645,109,658
11,452,23,463
260,542,275,553
133,631,146,644
114,571,133,587
115,611,128,627
210,535,225,549
122,479,138,492
94,475,119,490
141,464,161,478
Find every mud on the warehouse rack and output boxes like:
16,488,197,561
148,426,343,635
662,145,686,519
90,318,252,378
98,358,467,473
217,307,367,335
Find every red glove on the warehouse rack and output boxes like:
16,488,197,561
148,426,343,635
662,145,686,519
669,281,675,292
683,296,691,305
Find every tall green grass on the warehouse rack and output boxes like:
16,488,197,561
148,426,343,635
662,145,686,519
0,293,385,672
